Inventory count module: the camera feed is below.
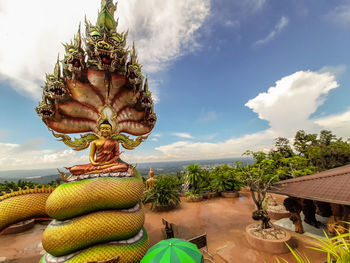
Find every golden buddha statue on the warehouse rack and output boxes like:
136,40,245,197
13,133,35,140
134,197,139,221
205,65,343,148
67,120,130,175
146,167,156,189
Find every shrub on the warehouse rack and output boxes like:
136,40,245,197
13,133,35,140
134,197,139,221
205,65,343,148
143,175,181,211
275,225,350,263
210,165,243,192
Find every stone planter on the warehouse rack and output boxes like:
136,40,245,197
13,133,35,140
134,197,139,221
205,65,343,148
202,192,210,199
178,192,186,197
221,191,239,198
208,192,219,198
1,219,35,235
268,210,290,220
245,223,292,254
186,196,203,202
154,205,178,212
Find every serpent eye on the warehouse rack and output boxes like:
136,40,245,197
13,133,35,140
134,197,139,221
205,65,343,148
90,31,101,40
110,36,122,46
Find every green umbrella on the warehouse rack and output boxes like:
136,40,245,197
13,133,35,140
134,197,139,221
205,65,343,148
141,238,204,263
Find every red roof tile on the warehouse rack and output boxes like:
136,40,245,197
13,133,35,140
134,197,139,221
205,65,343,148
268,164,350,205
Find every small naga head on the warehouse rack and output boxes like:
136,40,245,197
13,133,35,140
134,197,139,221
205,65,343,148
126,42,143,89
143,112,157,127
43,57,69,100
85,17,128,72
35,96,55,120
126,64,143,88
138,78,153,110
62,25,85,79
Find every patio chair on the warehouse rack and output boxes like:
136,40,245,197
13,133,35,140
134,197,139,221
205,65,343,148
161,218,175,239
187,233,213,259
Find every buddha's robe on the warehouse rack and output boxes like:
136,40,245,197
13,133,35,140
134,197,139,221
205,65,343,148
68,139,129,175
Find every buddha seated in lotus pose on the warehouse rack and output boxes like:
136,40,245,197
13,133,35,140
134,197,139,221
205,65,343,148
67,120,130,175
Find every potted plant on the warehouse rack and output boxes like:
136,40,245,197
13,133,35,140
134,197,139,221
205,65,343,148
198,172,211,199
143,175,181,211
185,191,203,202
186,163,205,194
211,165,243,197
239,152,292,253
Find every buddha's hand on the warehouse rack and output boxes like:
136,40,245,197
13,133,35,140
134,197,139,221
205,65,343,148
91,161,115,166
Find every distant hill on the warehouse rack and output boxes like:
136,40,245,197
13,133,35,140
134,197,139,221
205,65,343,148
0,157,253,183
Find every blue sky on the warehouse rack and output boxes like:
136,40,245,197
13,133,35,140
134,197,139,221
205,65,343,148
1,0,350,170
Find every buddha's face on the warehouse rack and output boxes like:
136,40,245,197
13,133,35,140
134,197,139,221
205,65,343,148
99,124,112,138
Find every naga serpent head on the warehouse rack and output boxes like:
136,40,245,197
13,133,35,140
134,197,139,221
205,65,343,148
36,96,55,120
126,42,143,89
44,59,69,100
126,64,143,88
85,22,127,72
62,25,85,79
84,0,128,73
143,112,157,127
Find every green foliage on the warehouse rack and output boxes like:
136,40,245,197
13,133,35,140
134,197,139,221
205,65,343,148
276,225,350,263
186,163,205,193
210,164,243,192
143,175,181,211
245,129,350,182
185,191,201,199
274,156,316,180
294,130,350,171
0,179,60,195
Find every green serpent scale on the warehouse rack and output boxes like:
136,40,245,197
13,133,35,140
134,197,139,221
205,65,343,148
42,204,145,256
46,175,144,220
40,228,149,263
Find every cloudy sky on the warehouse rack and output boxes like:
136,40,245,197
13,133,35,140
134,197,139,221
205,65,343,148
1,0,350,170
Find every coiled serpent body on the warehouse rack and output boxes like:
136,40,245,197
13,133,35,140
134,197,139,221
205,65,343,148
40,172,150,263
0,172,149,262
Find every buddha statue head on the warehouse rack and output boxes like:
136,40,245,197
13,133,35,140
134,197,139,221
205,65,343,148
99,120,113,138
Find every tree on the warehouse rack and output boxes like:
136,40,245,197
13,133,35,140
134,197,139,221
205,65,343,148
272,137,294,158
293,130,317,156
275,156,315,180
294,130,350,171
239,154,279,229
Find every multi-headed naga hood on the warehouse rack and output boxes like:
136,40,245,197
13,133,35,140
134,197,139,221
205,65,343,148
36,0,156,150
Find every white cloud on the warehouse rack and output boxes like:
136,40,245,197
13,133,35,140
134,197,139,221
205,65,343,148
314,110,350,138
0,0,210,99
245,70,338,135
327,3,350,25
242,0,267,14
125,69,344,162
223,19,240,28
255,16,289,46
172,132,194,139
0,142,88,170
196,110,219,123
319,65,347,79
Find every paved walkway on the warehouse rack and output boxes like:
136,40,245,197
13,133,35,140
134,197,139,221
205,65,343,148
144,192,326,263
0,191,327,263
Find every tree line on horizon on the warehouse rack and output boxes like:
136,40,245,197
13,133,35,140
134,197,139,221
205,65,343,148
143,129,350,210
